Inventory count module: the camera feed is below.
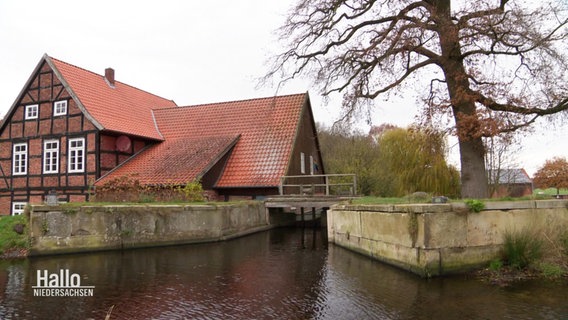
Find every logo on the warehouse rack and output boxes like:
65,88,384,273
32,269,94,297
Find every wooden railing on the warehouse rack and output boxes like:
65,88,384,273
278,174,357,196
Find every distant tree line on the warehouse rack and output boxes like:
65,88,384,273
318,123,460,198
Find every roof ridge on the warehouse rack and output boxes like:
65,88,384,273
175,92,306,109
48,55,176,104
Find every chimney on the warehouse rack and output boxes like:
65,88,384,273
105,68,115,87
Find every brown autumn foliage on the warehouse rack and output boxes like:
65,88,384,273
533,157,568,196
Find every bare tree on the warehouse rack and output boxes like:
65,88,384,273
484,133,521,197
265,0,568,198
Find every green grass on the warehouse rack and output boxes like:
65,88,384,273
503,227,543,269
352,192,568,205
0,215,29,254
537,262,565,279
351,196,430,205
534,188,568,196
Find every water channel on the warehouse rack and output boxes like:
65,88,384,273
0,227,567,319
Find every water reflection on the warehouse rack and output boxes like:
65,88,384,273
0,228,567,319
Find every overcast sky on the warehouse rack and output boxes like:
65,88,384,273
1,0,566,176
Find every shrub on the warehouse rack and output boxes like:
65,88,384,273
177,180,205,202
94,175,206,203
464,199,485,213
406,191,431,203
488,259,503,271
94,175,144,202
503,228,543,269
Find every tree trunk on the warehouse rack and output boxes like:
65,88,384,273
433,0,489,198
456,136,489,198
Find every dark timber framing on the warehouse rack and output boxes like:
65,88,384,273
0,58,152,214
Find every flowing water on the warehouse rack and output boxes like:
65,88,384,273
0,228,566,319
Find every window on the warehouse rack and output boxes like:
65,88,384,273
43,140,59,174
13,143,27,175
310,155,314,175
68,138,85,173
53,100,67,116
300,152,306,174
12,202,27,216
25,104,38,120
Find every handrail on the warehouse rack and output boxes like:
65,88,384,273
279,174,357,196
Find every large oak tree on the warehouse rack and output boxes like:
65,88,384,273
266,0,568,198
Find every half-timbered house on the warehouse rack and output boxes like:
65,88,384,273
0,54,324,215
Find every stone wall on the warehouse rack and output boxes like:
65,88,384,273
29,202,271,256
327,200,568,277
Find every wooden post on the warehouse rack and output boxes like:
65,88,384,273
312,207,316,226
300,207,306,249
352,175,357,195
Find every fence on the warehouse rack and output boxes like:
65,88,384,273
278,174,357,196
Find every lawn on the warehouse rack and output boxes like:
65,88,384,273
351,196,435,205
0,215,29,255
534,188,568,196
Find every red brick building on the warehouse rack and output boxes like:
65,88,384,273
488,168,533,198
0,55,324,215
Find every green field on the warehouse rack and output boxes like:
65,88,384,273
534,188,568,196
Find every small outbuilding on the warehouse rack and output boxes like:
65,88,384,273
488,168,533,198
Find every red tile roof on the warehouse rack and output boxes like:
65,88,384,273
49,56,177,140
97,93,308,188
152,94,307,188
97,135,240,186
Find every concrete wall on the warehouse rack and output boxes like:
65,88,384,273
327,200,568,277
29,202,271,256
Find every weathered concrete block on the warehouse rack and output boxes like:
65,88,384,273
421,212,467,248
327,200,568,277
360,211,413,247
535,200,568,209
331,209,362,239
484,201,535,210
29,203,271,256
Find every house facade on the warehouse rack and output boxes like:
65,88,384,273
0,55,324,215
488,168,533,198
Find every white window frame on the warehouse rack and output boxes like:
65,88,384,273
25,104,38,120
12,202,27,216
300,152,306,174
53,100,68,116
43,140,59,174
68,138,85,173
13,143,28,175
310,155,314,175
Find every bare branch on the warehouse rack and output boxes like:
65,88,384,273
264,0,568,198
